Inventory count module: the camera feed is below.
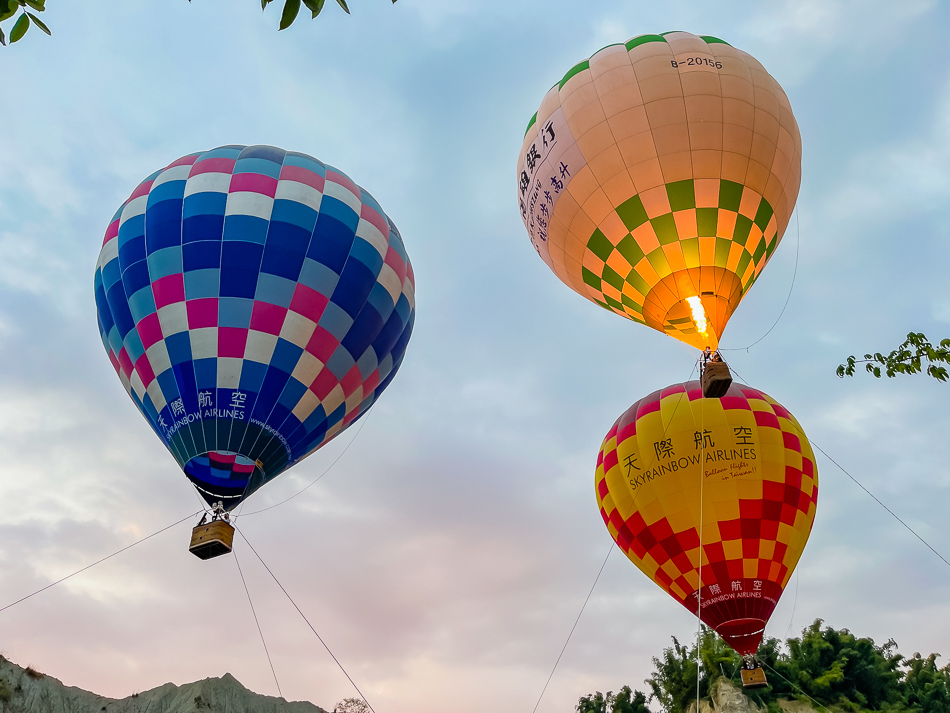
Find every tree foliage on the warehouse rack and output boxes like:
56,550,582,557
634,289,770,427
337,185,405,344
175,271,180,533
647,632,706,711
643,626,750,712
259,0,398,30
580,619,950,713
2,0,400,45
577,686,651,713
0,0,50,46
837,332,950,382
774,619,903,710
902,653,950,713
333,698,370,713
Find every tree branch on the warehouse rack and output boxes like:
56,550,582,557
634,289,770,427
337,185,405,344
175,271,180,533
836,332,950,382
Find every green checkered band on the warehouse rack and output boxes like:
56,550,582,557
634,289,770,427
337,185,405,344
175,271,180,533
524,31,733,139
580,178,778,325
524,111,538,138
558,59,590,90
626,34,667,50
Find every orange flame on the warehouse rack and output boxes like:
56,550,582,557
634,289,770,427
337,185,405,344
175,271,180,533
685,296,709,339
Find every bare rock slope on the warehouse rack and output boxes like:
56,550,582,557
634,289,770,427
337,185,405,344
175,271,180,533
0,656,328,713
687,678,817,713
687,678,764,713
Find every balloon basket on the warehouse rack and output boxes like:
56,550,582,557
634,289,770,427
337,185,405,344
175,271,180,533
701,360,733,398
189,520,235,560
740,666,769,689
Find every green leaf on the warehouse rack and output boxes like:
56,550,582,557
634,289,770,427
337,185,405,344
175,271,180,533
302,0,324,17
0,27,5,45
0,0,17,21
9,12,29,42
26,12,49,35
261,0,270,9
335,0,350,14
279,0,300,29
22,0,43,11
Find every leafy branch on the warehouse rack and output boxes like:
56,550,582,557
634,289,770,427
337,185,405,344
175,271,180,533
0,0,50,46
837,332,950,382
3,0,398,44
332,698,370,713
576,686,650,713
262,0,398,30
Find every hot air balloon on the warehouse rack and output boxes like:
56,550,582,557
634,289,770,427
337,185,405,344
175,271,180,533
517,32,801,352
595,381,817,684
94,145,415,558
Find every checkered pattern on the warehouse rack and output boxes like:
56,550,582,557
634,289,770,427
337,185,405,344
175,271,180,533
94,145,415,508
580,178,776,341
595,381,818,655
518,31,801,350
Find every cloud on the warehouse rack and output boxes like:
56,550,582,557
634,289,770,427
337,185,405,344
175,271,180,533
2,4,950,713
739,0,936,84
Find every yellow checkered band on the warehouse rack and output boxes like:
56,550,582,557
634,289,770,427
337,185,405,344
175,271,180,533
578,178,777,322
517,30,801,350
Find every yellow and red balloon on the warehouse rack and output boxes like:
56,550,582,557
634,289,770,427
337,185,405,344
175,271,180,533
595,381,817,655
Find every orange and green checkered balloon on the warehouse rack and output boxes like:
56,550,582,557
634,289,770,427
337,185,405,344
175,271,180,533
595,381,817,656
517,32,802,350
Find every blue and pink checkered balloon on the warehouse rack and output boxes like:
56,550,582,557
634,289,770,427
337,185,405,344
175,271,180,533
94,145,415,509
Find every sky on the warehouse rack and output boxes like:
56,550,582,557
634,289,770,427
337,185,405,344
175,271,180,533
1,1,949,712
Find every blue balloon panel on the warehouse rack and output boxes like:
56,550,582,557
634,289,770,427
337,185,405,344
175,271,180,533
94,146,415,508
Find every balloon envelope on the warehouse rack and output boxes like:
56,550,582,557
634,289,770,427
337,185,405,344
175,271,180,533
517,32,802,350
595,381,817,655
94,145,415,508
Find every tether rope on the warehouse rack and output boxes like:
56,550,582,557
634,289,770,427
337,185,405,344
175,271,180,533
782,569,800,642
529,362,699,712
721,207,801,353
530,545,613,713
760,660,831,712
728,366,950,570
236,406,375,518
234,526,377,713
0,510,201,615
233,547,283,698
695,391,707,709
809,441,950,569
